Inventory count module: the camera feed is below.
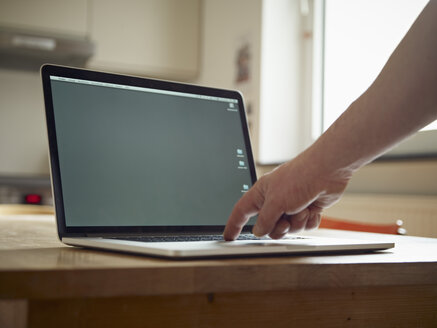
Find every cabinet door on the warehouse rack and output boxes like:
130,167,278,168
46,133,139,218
0,0,88,36
88,0,200,81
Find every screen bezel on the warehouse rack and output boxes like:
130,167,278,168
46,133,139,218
41,64,257,238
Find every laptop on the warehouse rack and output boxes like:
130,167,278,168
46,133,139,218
41,64,394,258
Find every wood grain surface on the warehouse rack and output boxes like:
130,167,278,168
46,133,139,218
26,286,437,328
1,215,437,298
0,215,436,327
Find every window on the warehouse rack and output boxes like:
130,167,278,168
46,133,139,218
315,0,437,158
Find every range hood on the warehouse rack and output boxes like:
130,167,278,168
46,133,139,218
0,27,95,71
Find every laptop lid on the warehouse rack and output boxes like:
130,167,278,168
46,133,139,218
41,65,257,240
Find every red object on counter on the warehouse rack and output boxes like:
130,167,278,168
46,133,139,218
25,194,42,205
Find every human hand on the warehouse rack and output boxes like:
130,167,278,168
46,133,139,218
223,150,351,240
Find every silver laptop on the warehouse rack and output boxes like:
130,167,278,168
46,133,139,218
41,64,394,258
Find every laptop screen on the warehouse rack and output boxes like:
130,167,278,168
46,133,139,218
46,70,256,230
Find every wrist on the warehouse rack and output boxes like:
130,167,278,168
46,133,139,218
299,136,354,198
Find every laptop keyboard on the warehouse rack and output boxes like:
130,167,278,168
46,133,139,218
109,234,305,242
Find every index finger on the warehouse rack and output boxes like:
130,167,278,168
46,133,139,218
223,185,264,241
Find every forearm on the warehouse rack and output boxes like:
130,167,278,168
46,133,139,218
224,1,437,240
310,0,437,177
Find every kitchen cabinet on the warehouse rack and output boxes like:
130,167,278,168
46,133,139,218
0,0,200,80
87,0,200,81
0,0,88,37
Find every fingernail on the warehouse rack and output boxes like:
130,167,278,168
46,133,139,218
252,224,264,237
280,224,290,234
223,233,235,241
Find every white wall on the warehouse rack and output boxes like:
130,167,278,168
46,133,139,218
258,0,305,164
195,0,262,90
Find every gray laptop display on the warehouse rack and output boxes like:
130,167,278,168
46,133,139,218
41,65,393,258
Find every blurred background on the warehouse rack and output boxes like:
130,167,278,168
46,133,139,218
0,0,436,236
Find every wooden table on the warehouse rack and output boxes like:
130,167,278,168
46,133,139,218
0,215,436,328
